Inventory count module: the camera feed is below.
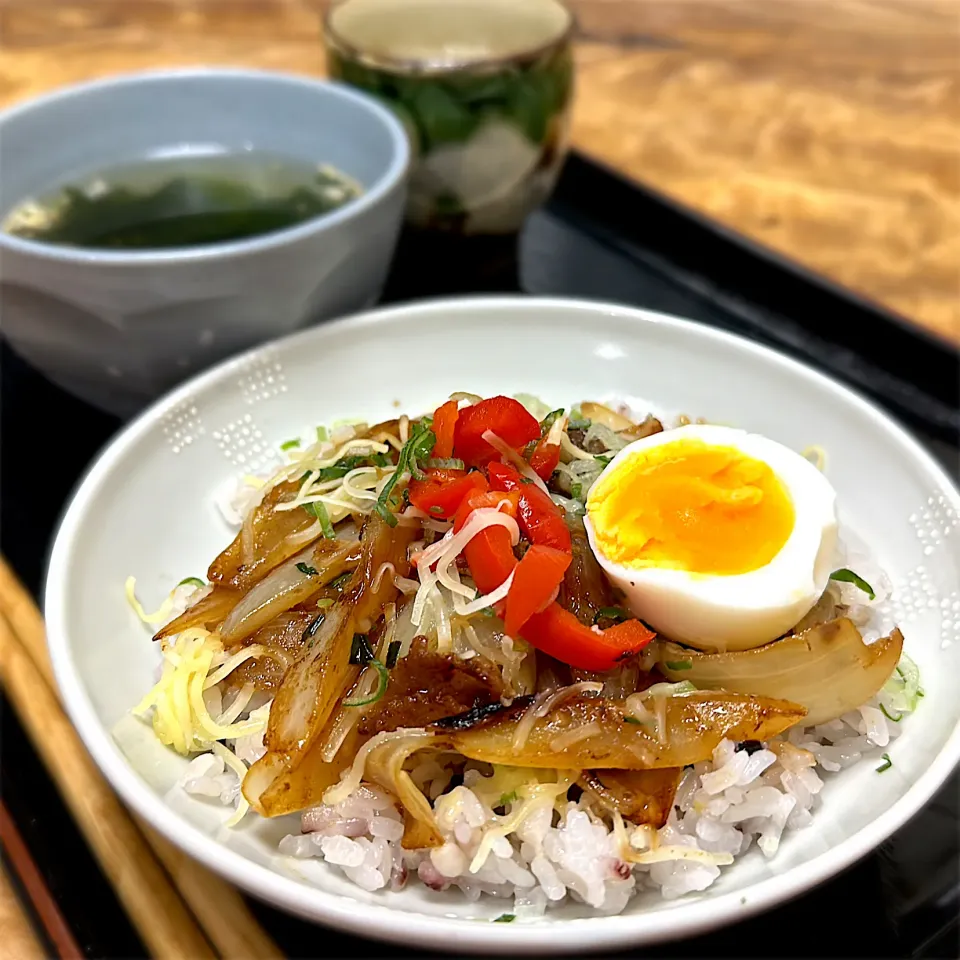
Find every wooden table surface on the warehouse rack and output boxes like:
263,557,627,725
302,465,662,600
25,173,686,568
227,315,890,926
1,0,958,343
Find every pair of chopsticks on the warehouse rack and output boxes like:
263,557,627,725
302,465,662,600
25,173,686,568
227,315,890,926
0,558,284,959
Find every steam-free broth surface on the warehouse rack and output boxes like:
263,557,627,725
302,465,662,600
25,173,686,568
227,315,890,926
2,150,362,250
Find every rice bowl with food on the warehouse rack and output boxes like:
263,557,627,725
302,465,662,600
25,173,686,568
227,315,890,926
126,392,922,919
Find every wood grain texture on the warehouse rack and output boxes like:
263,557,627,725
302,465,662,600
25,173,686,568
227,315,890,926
1,0,957,341
0,869,45,960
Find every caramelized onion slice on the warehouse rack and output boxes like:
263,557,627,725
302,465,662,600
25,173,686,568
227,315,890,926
220,539,360,645
657,617,904,727
434,693,805,769
578,768,682,827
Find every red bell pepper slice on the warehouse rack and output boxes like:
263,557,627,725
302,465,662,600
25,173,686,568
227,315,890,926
520,604,656,672
453,488,521,595
487,461,571,553
431,400,459,460
529,436,561,480
407,468,487,520
504,545,571,637
453,396,540,467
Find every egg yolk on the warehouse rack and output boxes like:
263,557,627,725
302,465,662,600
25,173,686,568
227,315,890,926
587,440,795,576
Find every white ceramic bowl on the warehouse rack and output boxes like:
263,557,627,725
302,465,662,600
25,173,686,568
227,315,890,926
44,297,960,954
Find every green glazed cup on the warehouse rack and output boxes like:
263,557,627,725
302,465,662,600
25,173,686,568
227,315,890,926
324,0,574,235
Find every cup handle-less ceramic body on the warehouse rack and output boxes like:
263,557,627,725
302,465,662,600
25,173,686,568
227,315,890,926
0,70,409,417
324,0,574,236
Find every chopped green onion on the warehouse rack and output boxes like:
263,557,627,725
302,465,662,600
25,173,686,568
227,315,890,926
570,482,583,501
385,640,402,669
280,439,300,451
375,418,436,526
316,598,334,609
344,658,390,707
480,607,495,618
623,716,646,726
493,913,515,923
644,680,697,697
876,753,893,773
316,425,328,442
594,454,612,466
296,562,319,576
177,577,206,589
829,568,876,601
498,790,518,806
664,660,693,671
429,505,444,515
520,477,534,484
304,500,336,539
567,417,590,431
302,613,326,647
426,457,465,470
328,571,352,592
879,703,902,722
349,633,375,666
539,408,565,435
593,606,628,625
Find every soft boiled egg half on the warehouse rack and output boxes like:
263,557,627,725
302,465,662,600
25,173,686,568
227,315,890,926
584,424,838,652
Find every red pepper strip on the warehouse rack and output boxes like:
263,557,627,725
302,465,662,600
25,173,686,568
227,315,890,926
504,545,571,637
407,468,487,520
453,396,540,467
529,436,561,480
487,461,572,553
431,400,459,460
520,605,656,672
453,489,521,595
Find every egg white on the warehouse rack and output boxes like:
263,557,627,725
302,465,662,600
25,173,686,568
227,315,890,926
584,424,838,652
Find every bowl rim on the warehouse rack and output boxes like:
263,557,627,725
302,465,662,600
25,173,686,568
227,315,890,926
0,67,410,267
43,296,960,953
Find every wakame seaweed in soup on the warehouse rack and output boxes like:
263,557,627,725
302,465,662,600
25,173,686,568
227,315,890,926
1,151,362,251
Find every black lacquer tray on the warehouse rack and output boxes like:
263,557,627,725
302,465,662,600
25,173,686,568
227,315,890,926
2,152,957,959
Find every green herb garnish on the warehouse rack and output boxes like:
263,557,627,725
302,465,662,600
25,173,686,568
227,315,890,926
344,658,390,707
328,571,353,592
427,457,465,470
493,914,515,923
375,418,436,526
498,790,518,806
429,505,445,515
316,425,328,442
295,562,319,576
303,500,335,539
385,640,402,669
480,607,495,618
624,716,645,726
879,703,902,723
829,568,876,601
876,753,893,773
520,477,534,484
594,454,612,466
567,417,590,431
177,577,206,589
280,438,300,451
593,606,628,625
570,482,583,501
316,598,334,609
664,660,693,671
539,408,565,435
302,613,326,647
349,633,375,666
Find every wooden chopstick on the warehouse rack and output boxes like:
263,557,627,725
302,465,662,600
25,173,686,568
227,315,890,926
0,558,284,959
0,865,46,960
0,801,84,959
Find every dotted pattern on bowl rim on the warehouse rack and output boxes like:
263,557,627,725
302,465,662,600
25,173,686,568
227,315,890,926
211,413,282,474
237,352,287,407
886,493,960,649
162,402,205,456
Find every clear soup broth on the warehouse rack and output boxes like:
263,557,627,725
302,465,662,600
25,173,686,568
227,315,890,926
2,150,363,251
